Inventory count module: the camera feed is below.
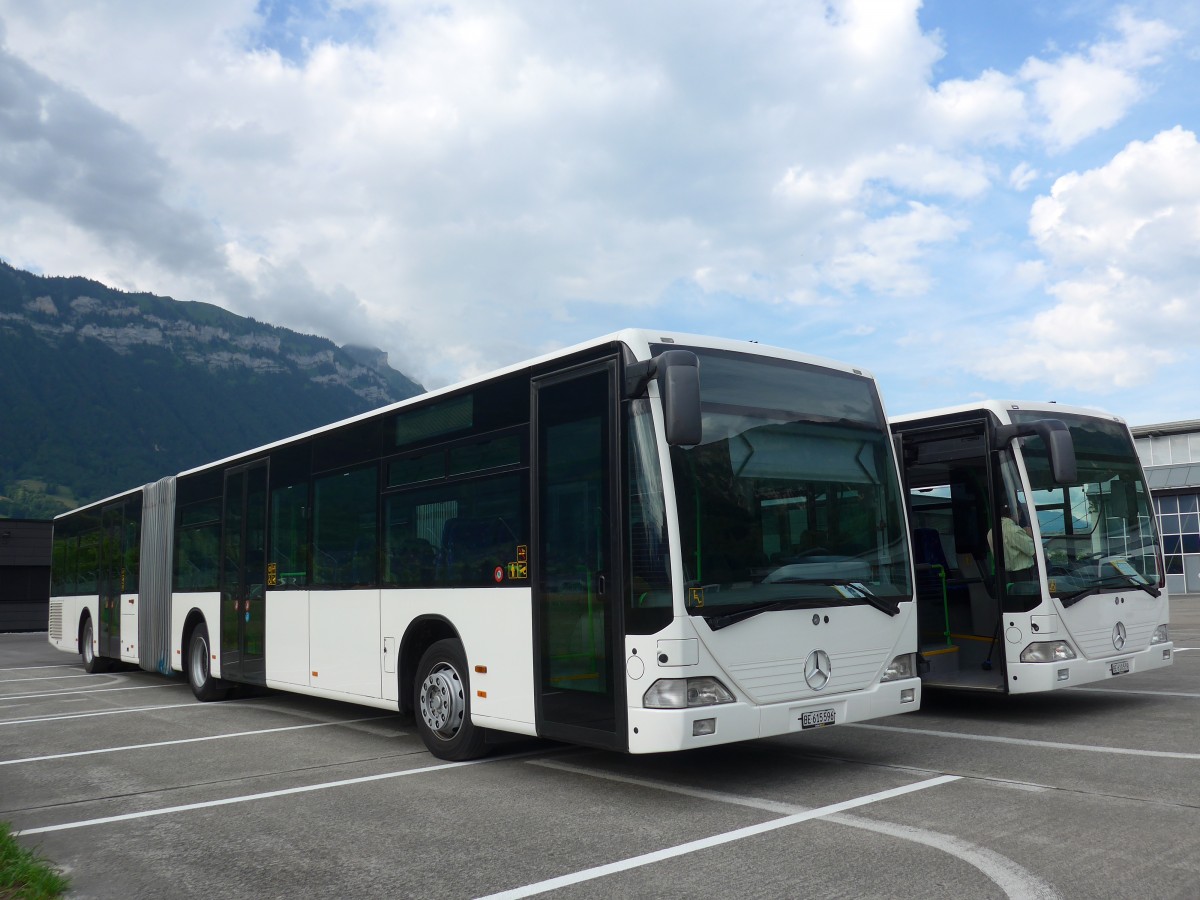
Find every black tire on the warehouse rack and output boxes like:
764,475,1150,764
80,615,110,674
414,639,488,761
187,622,230,702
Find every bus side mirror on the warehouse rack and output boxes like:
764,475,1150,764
626,350,702,446
992,418,1077,485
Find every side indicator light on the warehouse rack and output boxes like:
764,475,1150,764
475,665,488,673
477,691,487,698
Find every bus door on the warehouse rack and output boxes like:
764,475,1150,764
220,460,268,684
898,420,1006,689
533,359,626,750
97,502,124,659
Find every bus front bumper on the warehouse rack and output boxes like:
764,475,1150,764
1007,643,1174,694
625,677,921,754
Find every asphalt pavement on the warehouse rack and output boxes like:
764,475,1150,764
1,596,1197,899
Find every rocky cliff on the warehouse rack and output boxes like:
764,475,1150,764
0,262,424,518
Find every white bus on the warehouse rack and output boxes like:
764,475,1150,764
48,330,920,759
892,400,1173,693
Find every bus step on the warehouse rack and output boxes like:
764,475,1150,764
919,644,959,677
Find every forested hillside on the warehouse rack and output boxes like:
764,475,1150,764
0,262,423,518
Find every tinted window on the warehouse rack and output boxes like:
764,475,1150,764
175,499,221,592
383,474,526,587
269,481,309,587
312,465,379,586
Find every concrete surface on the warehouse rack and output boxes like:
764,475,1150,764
1,596,1197,899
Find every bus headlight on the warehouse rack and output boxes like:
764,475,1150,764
643,677,735,709
880,653,917,682
1020,641,1077,663
1150,625,1170,645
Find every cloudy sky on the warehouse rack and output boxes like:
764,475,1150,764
2,1,1199,425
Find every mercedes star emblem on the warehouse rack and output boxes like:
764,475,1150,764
804,649,832,691
1112,621,1127,651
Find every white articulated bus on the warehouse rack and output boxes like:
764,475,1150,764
49,330,920,759
891,400,1173,693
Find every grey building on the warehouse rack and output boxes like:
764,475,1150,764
1133,420,1200,596
0,519,53,631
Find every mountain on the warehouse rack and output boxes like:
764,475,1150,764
0,261,424,519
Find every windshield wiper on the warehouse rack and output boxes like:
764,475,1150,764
1059,573,1160,608
703,582,899,630
769,579,900,617
704,599,821,631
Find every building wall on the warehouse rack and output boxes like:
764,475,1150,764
1133,422,1200,596
0,520,52,631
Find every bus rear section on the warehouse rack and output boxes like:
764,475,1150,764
894,401,1173,694
48,489,150,674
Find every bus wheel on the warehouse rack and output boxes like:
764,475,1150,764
81,615,110,674
414,639,488,761
187,623,229,702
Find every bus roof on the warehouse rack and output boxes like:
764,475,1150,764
890,399,1126,428
52,485,145,521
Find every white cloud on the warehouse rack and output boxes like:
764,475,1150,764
1019,11,1179,152
1030,127,1200,271
823,202,968,297
923,69,1027,147
0,0,1187,395
776,145,992,208
973,128,1200,390
1008,162,1038,191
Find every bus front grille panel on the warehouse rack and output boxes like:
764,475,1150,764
729,646,892,703
1072,620,1156,658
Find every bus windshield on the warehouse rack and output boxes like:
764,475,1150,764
1013,411,1162,603
662,347,912,624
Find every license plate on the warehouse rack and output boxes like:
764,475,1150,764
1110,659,1131,676
800,708,836,729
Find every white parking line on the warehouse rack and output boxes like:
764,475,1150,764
529,760,1059,900
0,702,203,727
16,750,545,836
849,723,1200,760
0,715,401,766
0,673,108,684
3,683,187,701
476,774,960,900
0,664,77,672
1068,686,1200,699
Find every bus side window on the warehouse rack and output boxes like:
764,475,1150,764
312,465,378,587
